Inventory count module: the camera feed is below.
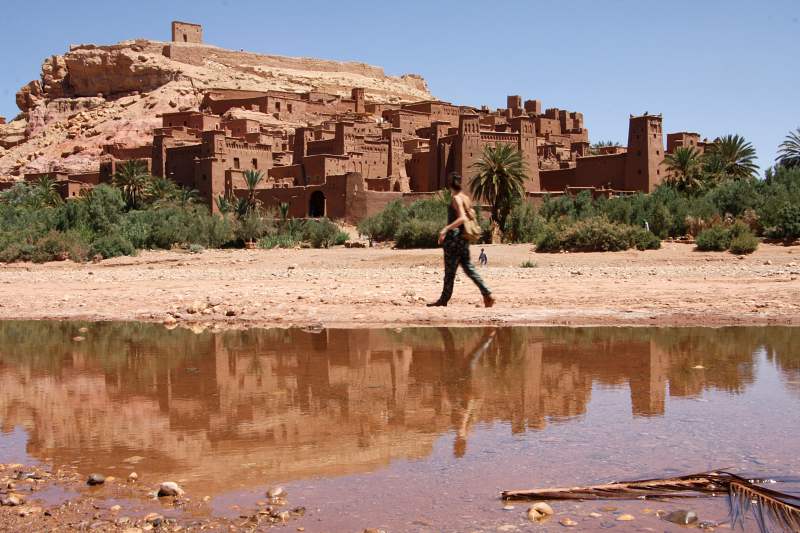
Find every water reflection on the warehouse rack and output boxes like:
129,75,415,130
0,322,798,492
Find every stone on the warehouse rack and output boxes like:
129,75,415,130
1,494,23,506
87,473,106,485
110,505,121,512
128,472,138,482
532,502,554,516
589,512,602,518
267,486,286,499
502,504,515,511
663,510,698,525
559,517,577,527
157,481,184,497
144,512,163,526
616,514,634,521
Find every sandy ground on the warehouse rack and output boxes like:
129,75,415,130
1,242,799,328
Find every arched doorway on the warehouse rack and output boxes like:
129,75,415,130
308,190,326,218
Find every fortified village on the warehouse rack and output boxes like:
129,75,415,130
0,22,710,221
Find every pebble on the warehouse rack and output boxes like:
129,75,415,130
0,494,23,506
589,512,602,518
128,472,138,482
616,513,635,521
110,505,121,512
144,512,163,526
502,504,515,511
87,473,105,485
559,517,577,527
664,509,698,525
157,481,184,497
267,486,286,499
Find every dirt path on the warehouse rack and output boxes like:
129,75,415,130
1,242,799,328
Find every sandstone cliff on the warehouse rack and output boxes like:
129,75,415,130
0,39,432,178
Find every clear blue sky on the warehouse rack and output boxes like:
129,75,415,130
2,0,798,172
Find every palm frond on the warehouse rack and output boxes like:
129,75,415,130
776,128,800,169
727,474,800,533
502,470,800,533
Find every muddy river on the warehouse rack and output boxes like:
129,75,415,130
1,322,799,531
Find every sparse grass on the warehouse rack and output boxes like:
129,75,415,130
520,260,537,268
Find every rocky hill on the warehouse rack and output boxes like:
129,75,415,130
0,37,431,178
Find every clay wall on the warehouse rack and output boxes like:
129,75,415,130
535,117,562,137
172,21,203,44
666,132,703,154
249,174,349,219
162,112,220,131
222,139,273,172
224,118,261,139
164,144,202,190
540,153,628,191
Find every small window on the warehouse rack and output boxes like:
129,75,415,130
252,158,258,169
202,174,207,181
233,157,240,169
638,169,642,175
288,104,293,113
275,102,281,111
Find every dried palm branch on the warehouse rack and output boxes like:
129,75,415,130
502,470,800,533
726,473,800,533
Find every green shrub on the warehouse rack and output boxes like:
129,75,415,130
505,202,547,243
90,233,136,259
768,204,800,241
334,231,349,246
535,225,561,252
395,218,441,249
629,227,662,250
30,231,90,263
520,260,537,268
696,226,732,251
303,218,342,248
258,234,299,249
729,232,759,255
235,211,266,243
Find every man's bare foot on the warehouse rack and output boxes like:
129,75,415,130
427,300,447,307
483,294,495,308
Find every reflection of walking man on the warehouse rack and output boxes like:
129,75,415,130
479,248,488,266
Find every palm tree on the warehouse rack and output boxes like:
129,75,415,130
113,160,151,209
776,128,800,169
33,175,62,207
146,176,179,206
662,146,704,192
470,143,529,235
215,194,234,215
278,202,290,227
705,134,759,180
243,169,263,211
176,187,199,208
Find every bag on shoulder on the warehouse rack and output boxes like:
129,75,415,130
462,207,482,243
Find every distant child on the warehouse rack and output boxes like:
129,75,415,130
479,248,488,266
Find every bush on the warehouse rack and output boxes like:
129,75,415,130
395,218,440,249
768,204,800,241
303,218,343,248
31,231,90,263
520,260,537,268
729,232,759,255
629,227,662,251
696,226,732,251
505,202,547,243
535,217,660,253
90,233,136,259
258,234,299,249
235,211,267,243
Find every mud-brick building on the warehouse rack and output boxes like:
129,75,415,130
539,114,665,193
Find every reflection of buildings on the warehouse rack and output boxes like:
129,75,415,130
0,324,779,493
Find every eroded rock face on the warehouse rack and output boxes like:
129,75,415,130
61,47,182,98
